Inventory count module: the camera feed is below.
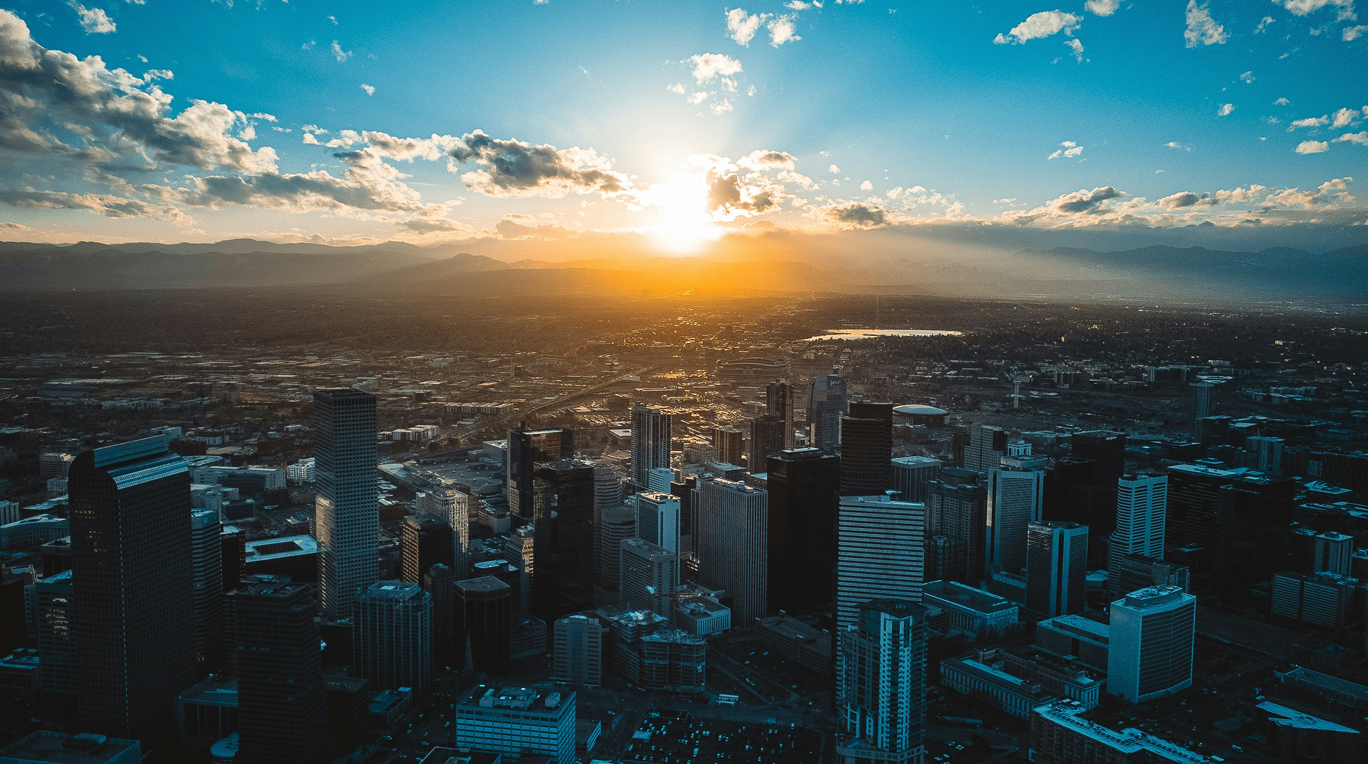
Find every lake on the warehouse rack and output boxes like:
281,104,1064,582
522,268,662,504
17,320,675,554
801,329,964,342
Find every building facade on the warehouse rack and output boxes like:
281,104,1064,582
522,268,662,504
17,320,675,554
354,582,433,695
1107,585,1196,703
314,388,379,621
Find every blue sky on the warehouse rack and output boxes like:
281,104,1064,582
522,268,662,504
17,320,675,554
0,0,1366,253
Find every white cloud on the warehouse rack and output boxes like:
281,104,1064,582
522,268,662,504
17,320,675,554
688,53,743,83
1255,15,1275,32
1184,1,1227,47
1274,0,1356,19
828,164,841,173
330,40,352,62
687,91,709,105
769,15,801,46
1290,115,1329,128
726,9,769,46
1275,97,1291,105
994,10,1082,45
1295,140,1330,154
859,180,873,190
1048,140,1083,159
1217,103,1235,116
786,0,812,7
328,14,337,24
1065,38,1085,61
1335,131,1368,144
710,99,734,115
143,68,173,82
1159,191,1217,209
1085,0,1119,16
360,83,375,96
667,83,686,95
1239,70,1255,83
1346,24,1368,39
1167,141,1191,150
1332,107,1364,127
69,2,116,34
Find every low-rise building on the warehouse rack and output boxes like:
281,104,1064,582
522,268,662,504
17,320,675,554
1035,615,1110,673
453,686,575,764
674,595,731,637
0,732,139,764
1255,701,1361,761
921,579,1019,639
1271,571,1363,629
1030,700,1216,764
639,630,706,693
756,614,833,678
175,676,238,752
940,654,1063,719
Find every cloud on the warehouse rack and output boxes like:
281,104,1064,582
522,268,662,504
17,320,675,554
1048,140,1083,159
69,2,116,34
1336,131,1368,144
994,10,1082,45
1273,0,1356,19
710,99,734,115
1332,107,1365,127
1295,140,1330,154
1085,0,1119,16
360,83,375,95
1290,115,1329,128
737,149,797,171
1158,191,1216,209
445,130,634,198
859,180,873,190
1255,15,1275,32
687,91,709,105
330,40,352,62
0,187,185,221
1239,70,1255,83
688,53,742,83
1045,186,1125,214
821,201,889,228
1261,177,1352,206
1217,103,1235,116
1346,24,1368,39
769,15,801,46
726,9,769,46
495,213,573,239
1064,38,1085,61
1184,1,1227,48
1166,141,1191,150
667,83,686,95
1275,97,1291,105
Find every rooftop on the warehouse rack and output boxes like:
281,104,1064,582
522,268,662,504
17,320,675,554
1033,701,1213,763
460,685,573,714
0,732,140,764
923,579,1019,615
1279,667,1368,703
1257,701,1360,733
1040,614,1111,642
244,534,317,561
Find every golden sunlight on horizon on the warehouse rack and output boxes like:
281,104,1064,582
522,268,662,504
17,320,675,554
638,173,723,255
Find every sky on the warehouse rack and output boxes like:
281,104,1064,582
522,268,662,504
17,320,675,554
0,0,1366,256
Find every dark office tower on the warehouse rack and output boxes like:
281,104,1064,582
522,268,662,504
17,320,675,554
424,564,458,666
235,581,334,764
963,423,1008,474
34,570,75,708
748,414,786,472
840,401,894,496
631,404,671,487
891,456,941,503
1189,382,1215,437
401,515,454,584
925,536,966,583
191,508,224,678
507,424,574,519
766,448,841,612
223,574,292,675
671,478,696,554
1072,431,1127,487
767,379,796,449
221,525,247,592
68,436,194,743
454,576,512,673
1165,464,1241,548
836,600,927,764
1217,473,1297,599
354,582,432,695
806,373,848,449
314,389,378,621
924,468,987,585
713,427,745,466
1025,521,1088,618
533,459,597,612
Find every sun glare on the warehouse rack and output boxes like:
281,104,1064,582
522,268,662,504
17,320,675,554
640,175,722,254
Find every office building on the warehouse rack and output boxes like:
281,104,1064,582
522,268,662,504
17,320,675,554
1026,521,1088,618
986,464,1045,576
1109,473,1168,595
963,423,1008,474
1030,700,1209,764
221,525,246,592
925,469,988,585
836,600,927,764
696,478,768,624
1071,431,1126,487
620,538,677,621
675,595,732,637
1107,585,1196,703
455,577,512,672
68,436,194,743
644,466,672,494
503,527,534,610
806,373,848,449
756,614,833,677
748,414,785,473
1189,382,1215,436
1112,554,1189,596
354,582,432,694
1312,532,1353,576
424,563,458,666
635,491,681,563
1035,615,1110,673
712,427,744,466
598,506,636,591
313,388,378,621
1247,436,1284,475
175,675,238,753
1165,463,1241,548
552,615,603,687
234,581,333,764
0,732,139,764
32,569,74,705
921,579,1019,639
1271,571,1361,629
840,400,894,496
593,466,623,512
506,425,573,519
1256,701,1361,761
766,379,796,449
631,404,671,487
454,686,575,764
891,456,940,503
940,653,1072,720
243,535,316,583
836,495,925,634
416,487,471,579
190,508,224,678
400,514,454,584
767,448,841,613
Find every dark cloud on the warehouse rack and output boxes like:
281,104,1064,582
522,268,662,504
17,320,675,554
1159,191,1217,209
1052,186,1125,214
447,130,632,198
822,201,888,228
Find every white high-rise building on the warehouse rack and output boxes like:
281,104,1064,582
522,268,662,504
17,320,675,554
836,495,925,634
419,485,472,579
836,600,927,764
696,478,768,624
1109,473,1168,595
314,388,379,620
1107,585,1196,703
986,465,1045,575
635,491,681,581
631,404,671,487
647,466,675,494
619,537,677,622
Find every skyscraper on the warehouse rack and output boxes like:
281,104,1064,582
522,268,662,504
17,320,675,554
840,400,893,496
986,463,1045,576
748,414,786,473
33,569,74,707
1109,474,1168,596
401,514,454,584
598,506,637,591
534,459,597,609
1107,585,1196,703
890,456,940,503
506,425,573,519
1026,521,1089,618
836,495,925,633
421,486,471,579
963,423,1008,474
635,491,681,568
712,427,744,466
235,581,333,764
1071,431,1127,487
314,388,379,621
552,615,603,687
767,379,796,449
455,577,512,672
68,435,194,743
1247,435,1284,475
424,563,458,666
631,404,672,487
806,373,848,449
191,507,224,678
1189,382,1215,437
619,537,678,621
696,478,768,623
925,468,987,585
836,600,927,764
766,448,841,613
354,581,433,695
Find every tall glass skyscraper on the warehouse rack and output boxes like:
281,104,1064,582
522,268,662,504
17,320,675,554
839,400,894,496
68,435,195,743
314,388,379,620
1026,521,1089,618
506,425,573,519
806,373,847,449
631,404,671,487
766,379,796,449
836,599,927,764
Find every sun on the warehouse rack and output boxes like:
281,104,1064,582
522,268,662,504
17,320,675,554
639,175,723,254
